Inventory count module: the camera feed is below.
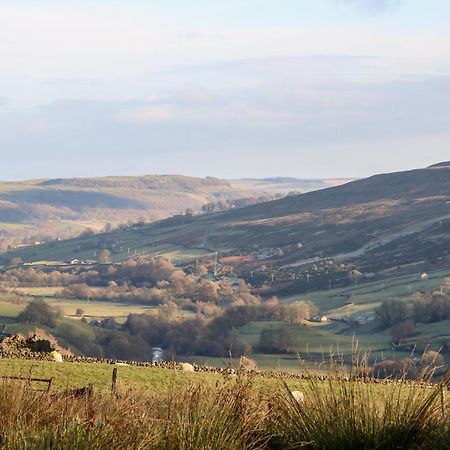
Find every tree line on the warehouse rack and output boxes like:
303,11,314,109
201,194,285,213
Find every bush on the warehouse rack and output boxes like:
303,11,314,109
259,327,294,353
16,300,57,328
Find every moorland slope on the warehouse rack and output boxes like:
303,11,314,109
0,175,346,249
4,164,450,274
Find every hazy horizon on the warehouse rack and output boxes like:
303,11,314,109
2,163,445,183
1,0,450,180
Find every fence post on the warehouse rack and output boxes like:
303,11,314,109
111,367,117,396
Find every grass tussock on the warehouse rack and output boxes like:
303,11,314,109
271,376,450,450
0,373,448,449
0,377,268,450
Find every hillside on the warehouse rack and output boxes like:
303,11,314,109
0,175,347,250
0,175,255,250
0,175,244,224
3,164,450,278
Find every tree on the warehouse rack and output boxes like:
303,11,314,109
376,300,409,328
259,327,294,353
17,300,57,328
195,280,219,303
281,300,318,323
98,249,112,264
391,319,415,344
80,228,95,238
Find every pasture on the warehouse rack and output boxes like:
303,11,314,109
0,359,221,391
287,268,450,313
0,294,157,322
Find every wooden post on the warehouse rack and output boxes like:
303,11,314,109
111,367,117,396
441,385,446,419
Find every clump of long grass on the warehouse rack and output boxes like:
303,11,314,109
271,374,449,450
0,376,269,450
159,377,269,449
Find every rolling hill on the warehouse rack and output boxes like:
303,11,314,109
4,163,450,279
0,175,348,250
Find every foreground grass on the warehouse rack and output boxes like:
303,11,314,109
0,366,448,449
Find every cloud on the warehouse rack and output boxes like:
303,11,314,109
2,73,450,180
42,78,104,88
28,120,49,135
115,106,177,124
175,86,216,107
337,0,401,14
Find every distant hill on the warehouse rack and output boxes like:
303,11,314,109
5,163,450,276
429,161,450,168
0,174,347,250
229,177,352,194
0,175,253,248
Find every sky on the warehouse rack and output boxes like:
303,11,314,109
1,0,450,180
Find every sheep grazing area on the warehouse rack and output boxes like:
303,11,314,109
0,358,449,449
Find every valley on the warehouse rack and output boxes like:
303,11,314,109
1,165,450,375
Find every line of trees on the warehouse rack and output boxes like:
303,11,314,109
201,194,284,213
377,293,450,329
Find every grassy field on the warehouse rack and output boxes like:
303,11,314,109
0,301,23,321
9,286,62,296
0,358,327,395
238,320,395,362
0,295,158,322
287,268,450,313
0,359,224,391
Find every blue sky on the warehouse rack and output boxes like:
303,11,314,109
1,0,450,180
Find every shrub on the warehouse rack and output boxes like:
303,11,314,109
16,300,57,328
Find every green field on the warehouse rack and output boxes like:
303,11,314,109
0,359,219,391
288,268,450,313
0,296,158,322
0,358,313,393
0,301,23,320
